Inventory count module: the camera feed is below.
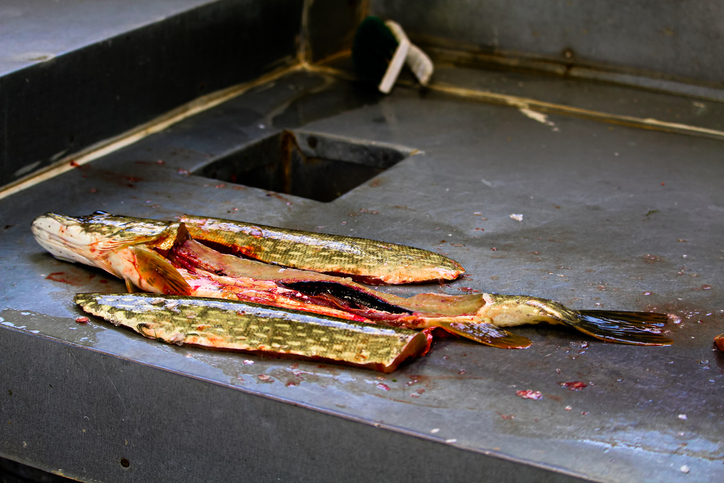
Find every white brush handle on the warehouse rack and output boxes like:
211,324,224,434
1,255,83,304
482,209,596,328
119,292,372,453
378,33,409,94
384,20,434,86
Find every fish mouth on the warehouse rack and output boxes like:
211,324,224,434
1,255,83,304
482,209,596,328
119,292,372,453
31,212,97,266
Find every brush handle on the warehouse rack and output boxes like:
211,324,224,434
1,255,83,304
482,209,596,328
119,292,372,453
385,20,434,87
378,31,409,93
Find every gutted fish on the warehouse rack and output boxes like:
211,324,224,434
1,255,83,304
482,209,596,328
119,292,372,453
179,214,465,284
75,292,428,373
33,211,673,349
32,211,190,295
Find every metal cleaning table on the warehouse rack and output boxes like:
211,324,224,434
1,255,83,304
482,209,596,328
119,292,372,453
1,6,723,481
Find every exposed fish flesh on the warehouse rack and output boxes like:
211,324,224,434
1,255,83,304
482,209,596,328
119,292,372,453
75,292,428,373
169,230,671,348
32,211,673,350
179,214,465,284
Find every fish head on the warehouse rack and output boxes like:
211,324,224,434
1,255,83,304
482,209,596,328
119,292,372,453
32,211,174,268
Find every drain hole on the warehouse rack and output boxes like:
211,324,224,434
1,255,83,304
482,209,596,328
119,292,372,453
195,130,412,202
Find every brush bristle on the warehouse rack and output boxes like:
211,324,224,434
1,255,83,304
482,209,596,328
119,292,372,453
352,16,399,85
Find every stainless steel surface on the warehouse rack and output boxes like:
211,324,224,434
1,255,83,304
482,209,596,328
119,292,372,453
0,0,305,187
371,0,724,94
0,0,212,76
2,60,723,481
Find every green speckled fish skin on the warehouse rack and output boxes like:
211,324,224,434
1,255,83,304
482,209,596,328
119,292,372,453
179,215,465,284
31,211,179,265
74,293,428,372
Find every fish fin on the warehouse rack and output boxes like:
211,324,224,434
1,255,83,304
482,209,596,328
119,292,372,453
174,222,192,246
564,310,672,346
440,320,532,349
129,246,191,296
125,279,138,293
146,223,181,251
577,310,669,328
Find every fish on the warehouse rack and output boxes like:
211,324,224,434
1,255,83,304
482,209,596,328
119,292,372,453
32,210,464,285
31,211,190,295
178,214,465,284
32,211,673,350
74,292,429,373
168,229,672,348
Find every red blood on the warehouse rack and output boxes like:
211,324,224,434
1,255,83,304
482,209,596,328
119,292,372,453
46,272,80,286
377,383,390,391
560,381,588,391
714,334,724,352
516,390,543,400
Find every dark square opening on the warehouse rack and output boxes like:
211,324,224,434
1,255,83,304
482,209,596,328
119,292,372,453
194,130,412,202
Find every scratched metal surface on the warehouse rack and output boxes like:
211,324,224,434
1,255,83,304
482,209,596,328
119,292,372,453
2,67,723,482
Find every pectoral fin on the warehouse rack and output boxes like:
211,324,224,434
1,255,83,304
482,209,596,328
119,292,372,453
124,279,138,293
129,245,191,295
441,320,532,349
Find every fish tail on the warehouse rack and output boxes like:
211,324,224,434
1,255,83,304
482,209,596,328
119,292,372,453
485,295,672,346
563,310,672,346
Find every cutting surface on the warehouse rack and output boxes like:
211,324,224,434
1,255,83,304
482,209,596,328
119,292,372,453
1,67,723,482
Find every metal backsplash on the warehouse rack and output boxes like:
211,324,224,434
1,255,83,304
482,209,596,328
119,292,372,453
370,0,724,95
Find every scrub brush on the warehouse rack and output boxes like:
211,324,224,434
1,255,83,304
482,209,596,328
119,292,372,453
352,16,433,94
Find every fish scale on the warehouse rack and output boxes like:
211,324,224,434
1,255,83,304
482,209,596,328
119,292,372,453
179,214,465,284
34,211,673,356
74,293,428,372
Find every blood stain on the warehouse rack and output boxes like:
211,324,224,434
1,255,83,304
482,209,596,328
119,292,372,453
516,390,543,400
46,272,81,286
559,381,588,391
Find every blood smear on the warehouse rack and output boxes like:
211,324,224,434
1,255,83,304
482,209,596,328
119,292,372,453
560,381,588,391
516,390,543,400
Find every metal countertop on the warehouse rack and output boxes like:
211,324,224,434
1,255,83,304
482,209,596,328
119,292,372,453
1,65,723,482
